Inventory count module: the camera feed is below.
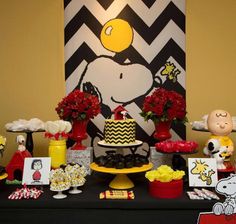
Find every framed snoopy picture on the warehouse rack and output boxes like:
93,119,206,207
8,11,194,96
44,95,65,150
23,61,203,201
64,1,186,147
188,158,218,187
22,157,51,185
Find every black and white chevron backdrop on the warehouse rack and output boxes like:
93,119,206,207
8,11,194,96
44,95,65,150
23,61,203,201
64,0,186,147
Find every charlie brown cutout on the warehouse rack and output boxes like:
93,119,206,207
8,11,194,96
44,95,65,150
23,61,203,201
203,110,234,171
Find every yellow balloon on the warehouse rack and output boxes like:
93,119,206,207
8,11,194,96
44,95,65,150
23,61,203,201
100,18,133,53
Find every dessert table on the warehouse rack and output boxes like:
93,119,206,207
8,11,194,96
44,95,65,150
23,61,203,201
0,172,217,224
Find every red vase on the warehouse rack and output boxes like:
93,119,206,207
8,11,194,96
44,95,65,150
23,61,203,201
154,120,172,141
70,120,88,150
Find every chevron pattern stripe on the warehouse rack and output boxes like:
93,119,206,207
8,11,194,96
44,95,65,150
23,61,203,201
64,0,186,146
104,119,136,144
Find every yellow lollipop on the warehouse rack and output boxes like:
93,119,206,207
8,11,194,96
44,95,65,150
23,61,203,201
100,18,133,53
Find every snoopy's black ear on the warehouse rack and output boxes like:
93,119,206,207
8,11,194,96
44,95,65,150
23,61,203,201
154,74,163,87
82,82,94,94
82,82,102,103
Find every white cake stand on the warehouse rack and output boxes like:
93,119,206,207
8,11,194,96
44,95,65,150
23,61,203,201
97,140,143,155
69,182,85,194
98,140,143,148
51,187,70,199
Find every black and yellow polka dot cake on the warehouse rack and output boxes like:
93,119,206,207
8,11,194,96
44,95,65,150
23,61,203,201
104,119,136,145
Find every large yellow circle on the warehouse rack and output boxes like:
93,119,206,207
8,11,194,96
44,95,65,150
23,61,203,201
100,19,133,53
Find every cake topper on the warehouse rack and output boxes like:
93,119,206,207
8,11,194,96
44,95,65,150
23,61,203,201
203,109,234,171
113,106,128,120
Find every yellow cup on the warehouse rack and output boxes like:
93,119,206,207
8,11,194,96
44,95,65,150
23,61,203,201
48,139,67,169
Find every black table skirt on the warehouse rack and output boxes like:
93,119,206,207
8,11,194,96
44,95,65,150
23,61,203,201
0,173,216,224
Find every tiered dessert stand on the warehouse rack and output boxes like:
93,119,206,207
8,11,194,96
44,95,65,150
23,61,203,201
90,140,153,189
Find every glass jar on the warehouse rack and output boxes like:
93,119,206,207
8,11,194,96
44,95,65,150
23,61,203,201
48,139,67,169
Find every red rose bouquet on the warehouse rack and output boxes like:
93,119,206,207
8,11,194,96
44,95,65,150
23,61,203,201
55,90,101,121
140,88,187,124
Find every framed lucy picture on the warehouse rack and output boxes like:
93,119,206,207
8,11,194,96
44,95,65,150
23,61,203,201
188,158,218,187
22,157,51,185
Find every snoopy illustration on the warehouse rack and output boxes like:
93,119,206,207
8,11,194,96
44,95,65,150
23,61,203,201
213,174,236,216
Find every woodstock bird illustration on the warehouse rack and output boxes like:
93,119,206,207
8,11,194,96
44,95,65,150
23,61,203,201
161,61,181,83
191,160,215,185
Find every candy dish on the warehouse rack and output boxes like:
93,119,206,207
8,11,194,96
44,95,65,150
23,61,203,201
49,168,71,199
155,140,198,153
69,183,84,194
64,163,87,194
51,187,70,199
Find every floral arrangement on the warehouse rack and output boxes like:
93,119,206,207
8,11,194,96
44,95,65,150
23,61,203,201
155,140,198,153
55,90,101,121
145,165,185,182
140,88,187,124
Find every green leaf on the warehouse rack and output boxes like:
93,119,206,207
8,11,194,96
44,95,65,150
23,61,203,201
80,113,86,120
